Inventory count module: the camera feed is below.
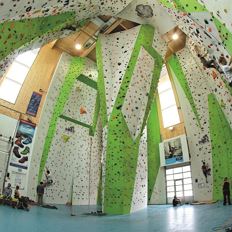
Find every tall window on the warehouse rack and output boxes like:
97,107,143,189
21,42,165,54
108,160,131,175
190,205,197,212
158,65,180,128
0,48,40,104
166,165,193,204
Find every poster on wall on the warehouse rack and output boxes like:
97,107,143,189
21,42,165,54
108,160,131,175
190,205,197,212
159,135,190,166
26,92,42,117
10,171,27,190
10,120,36,170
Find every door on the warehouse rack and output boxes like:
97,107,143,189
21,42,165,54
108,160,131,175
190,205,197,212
174,179,184,200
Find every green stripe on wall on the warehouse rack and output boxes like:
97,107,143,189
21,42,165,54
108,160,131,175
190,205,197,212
168,55,201,127
38,57,85,182
213,17,232,57
89,93,100,136
208,93,232,200
59,114,92,129
147,99,161,202
96,39,108,127
77,74,98,90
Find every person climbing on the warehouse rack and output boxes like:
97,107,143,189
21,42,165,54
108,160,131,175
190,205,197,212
222,177,231,206
218,54,232,87
172,195,181,207
194,45,223,73
201,161,211,183
45,167,53,186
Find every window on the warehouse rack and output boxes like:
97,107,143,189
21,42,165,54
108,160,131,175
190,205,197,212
158,65,180,128
165,165,193,203
0,48,40,104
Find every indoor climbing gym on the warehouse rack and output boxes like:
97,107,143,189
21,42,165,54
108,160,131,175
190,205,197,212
0,0,232,232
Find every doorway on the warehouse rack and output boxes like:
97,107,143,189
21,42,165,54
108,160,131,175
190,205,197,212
166,165,193,204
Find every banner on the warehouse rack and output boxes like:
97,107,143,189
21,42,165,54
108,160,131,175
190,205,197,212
10,120,36,170
26,92,42,117
159,135,190,166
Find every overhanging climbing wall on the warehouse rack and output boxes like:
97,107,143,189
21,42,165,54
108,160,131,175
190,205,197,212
97,25,163,214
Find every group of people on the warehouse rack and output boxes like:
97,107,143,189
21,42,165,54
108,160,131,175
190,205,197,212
1,183,29,210
195,45,232,87
1,168,53,209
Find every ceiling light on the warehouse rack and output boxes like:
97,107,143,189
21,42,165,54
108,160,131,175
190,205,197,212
75,43,82,50
172,33,179,40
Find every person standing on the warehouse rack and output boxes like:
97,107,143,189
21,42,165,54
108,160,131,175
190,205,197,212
37,182,45,206
223,177,231,205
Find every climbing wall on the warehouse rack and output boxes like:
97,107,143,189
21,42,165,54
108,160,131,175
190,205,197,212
117,0,176,35
121,47,154,140
130,129,147,213
44,59,101,204
0,0,134,78
169,47,213,201
0,1,133,23
27,55,101,205
27,53,72,200
147,100,162,204
198,0,232,34
41,57,101,205
97,25,163,214
208,94,232,200
157,0,232,57
99,26,140,120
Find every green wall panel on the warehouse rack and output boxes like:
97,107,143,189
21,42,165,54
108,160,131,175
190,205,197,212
168,55,201,127
0,12,76,62
147,99,161,202
38,57,85,182
208,93,232,200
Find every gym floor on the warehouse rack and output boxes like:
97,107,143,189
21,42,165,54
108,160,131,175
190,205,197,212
0,203,232,232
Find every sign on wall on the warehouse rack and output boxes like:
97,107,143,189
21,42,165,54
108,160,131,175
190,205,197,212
159,135,190,166
26,92,42,117
10,120,36,170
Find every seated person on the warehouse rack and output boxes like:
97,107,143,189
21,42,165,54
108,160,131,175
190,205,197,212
218,54,232,87
14,185,20,199
3,183,12,199
172,195,181,207
17,196,29,211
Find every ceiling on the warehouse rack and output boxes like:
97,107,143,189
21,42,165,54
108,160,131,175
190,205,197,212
54,17,186,62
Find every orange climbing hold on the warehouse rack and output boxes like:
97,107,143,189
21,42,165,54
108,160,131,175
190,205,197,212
80,106,87,114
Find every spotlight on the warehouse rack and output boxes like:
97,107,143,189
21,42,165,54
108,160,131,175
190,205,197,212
172,33,179,40
75,43,82,50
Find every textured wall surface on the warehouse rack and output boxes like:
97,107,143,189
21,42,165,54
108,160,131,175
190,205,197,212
170,47,213,201
27,53,72,199
130,129,147,213
27,55,101,205
147,100,161,203
208,94,232,200
97,25,163,214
